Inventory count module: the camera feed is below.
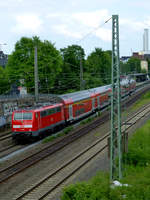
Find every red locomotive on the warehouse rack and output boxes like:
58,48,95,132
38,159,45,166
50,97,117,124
12,78,136,141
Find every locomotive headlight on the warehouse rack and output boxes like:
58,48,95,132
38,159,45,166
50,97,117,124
13,125,20,128
24,125,32,128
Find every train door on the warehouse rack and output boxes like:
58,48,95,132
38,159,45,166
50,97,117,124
69,105,73,121
97,96,100,109
92,98,95,111
37,112,41,130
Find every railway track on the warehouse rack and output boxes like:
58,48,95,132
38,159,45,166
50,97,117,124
0,144,16,154
0,132,12,141
0,84,149,192
0,108,109,183
0,95,150,185
14,102,150,200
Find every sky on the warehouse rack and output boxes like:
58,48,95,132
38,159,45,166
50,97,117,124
1,0,150,57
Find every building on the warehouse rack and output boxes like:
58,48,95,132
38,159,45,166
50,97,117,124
120,56,131,63
0,51,8,68
143,28,149,53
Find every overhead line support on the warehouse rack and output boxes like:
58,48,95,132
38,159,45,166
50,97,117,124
110,14,122,181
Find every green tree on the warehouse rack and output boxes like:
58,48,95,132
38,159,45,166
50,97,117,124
146,58,150,73
126,57,141,73
55,44,85,93
0,66,9,94
6,36,62,93
120,61,131,75
84,48,111,88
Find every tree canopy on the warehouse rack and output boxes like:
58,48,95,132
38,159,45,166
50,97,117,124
54,44,85,93
0,66,9,94
1,36,147,95
6,36,63,93
84,48,111,88
120,57,141,74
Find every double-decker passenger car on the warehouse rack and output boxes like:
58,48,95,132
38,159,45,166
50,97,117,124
12,78,136,141
59,85,112,123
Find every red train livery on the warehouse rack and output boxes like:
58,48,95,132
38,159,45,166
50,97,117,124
12,79,136,141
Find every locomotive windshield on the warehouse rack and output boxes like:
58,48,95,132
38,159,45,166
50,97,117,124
14,112,32,120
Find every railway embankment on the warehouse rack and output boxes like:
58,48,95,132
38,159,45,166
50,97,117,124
61,118,150,200
0,89,150,199
60,91,150,200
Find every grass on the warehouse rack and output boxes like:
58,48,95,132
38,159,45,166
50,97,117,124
131,91,150,111
42,126,74,143
80,112,101,125
61,119,150,200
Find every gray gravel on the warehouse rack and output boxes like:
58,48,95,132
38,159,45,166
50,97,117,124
0,102,150,200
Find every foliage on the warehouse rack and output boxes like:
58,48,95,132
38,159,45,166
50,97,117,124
54,45,85,93
120,61,130,74
123,120,150,166
6,36,62,93
63,126,73,135
43,132,65,143
61,119,150,200
131,91,150,111
61,172,110,200
84,48,111,88
121,57,141,74
0,66,9,94
127,57,141,73
43,126,74,143
4,36,145,94
81,116,95,125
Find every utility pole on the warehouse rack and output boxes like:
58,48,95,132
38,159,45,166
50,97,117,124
80,57,83,90
34,45,39,102
110,15,122,181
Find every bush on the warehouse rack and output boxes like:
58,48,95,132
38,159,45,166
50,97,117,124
61,172,110,200
63,126,73,135
123,120,150,166
61,120,150,200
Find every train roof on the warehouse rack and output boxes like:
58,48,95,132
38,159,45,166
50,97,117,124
13,102,63,113
59,90,90,103
88,85,111,93
59,84,111,103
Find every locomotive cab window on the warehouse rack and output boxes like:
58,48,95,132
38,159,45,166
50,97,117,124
14,112,32,120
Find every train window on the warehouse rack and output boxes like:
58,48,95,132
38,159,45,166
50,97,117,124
14,113,22,120
47,109,53,115
23,112,32,120
14,112,32,120
40,107,61,117
41,110,47,117
56,107,61,112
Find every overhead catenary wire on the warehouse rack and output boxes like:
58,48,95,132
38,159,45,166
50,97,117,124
1,17,113,94
76,17,112,44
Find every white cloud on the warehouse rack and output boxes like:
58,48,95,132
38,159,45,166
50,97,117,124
72,9,110,28
95,28,111,41
12,13,43,34
46,13,62,18
48,9,111,42
53,24,82,39
0,0,24,7
120,18,145,31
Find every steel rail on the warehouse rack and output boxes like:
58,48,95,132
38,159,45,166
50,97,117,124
0,85,149,184
15,102,150,200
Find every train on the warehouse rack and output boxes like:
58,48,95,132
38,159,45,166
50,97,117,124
12,77,136,141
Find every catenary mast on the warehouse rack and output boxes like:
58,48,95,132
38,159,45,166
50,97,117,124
110,15,122,180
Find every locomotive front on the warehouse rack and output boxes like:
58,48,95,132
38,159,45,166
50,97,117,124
12,110,35,140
